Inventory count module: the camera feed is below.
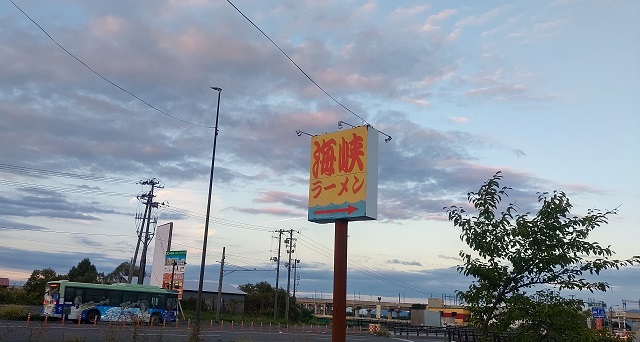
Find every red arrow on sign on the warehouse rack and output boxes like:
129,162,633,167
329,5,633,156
314,205,357,215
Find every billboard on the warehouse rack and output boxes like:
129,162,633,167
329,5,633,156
162,250,186,299
149,222,173,287
307,125,378,223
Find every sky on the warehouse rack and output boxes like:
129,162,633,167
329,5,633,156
1,0,639,309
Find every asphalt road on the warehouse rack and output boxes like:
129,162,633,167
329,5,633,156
0,320,446,342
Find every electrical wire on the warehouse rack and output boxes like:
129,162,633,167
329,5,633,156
225,0,369,126
0,179,136,197
0,163,136,184
0,165,428,294
162,205,274,232
296,232,433,296
9,0,213,129
0,225,133,238
164,203,434,295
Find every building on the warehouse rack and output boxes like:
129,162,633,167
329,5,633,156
181,280,246,314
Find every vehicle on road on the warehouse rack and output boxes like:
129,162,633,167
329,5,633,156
43,280,178,324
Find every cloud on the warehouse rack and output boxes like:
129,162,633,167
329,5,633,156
1,1,635,308
448,116,468,123
455,5,511,28
386,259,423,267
254,190,307,209
390,5,431,20
0,187,121,220
512,149,526,158
0,246,128,277
232,207,302,218
405,98,431,107
561,183,609,196
464,84,526,97
532,18,570,31
438,255,461,262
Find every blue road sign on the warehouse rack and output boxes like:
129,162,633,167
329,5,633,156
591,306,606,318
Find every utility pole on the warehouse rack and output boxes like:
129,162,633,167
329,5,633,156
271,230,284,319
128,202,149,283
137,179,162,284
292,259,300,298
215,247,225,322
284,230,296,323
129,178,162,284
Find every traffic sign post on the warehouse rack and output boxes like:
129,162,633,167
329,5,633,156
592,306,606,318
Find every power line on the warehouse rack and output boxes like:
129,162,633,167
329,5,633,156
0,234,133,254
0,225,219,260
0,179,136,197
296,232,432,296
0,166,425,293
1,178,429,294
3,219,434,296
0,163,135,184
162,205,274,232
9,0,212,129
0,226,133,238
225,0,369,126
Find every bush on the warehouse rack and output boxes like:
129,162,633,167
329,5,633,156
0,305,29,320
181,297,210,311
373,330,390,337
0,287,31,304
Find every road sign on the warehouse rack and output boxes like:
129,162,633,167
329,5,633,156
592,306,606,318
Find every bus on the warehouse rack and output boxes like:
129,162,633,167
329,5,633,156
43,280,179,324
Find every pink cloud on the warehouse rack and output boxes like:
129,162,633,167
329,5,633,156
449,116,468,123
390,5,431,20
91,16,126,37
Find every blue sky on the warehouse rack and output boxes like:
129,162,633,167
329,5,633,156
1,0,638,309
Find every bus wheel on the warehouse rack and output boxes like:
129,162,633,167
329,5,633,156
85,310,100,324
150,313,162,326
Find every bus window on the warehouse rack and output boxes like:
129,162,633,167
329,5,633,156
122,292,137,307
151,294,165,308
167,297,177,310
106,290,122,307
68,288,85,321
137,293,151,308
85,289,106,304
65,288,83,306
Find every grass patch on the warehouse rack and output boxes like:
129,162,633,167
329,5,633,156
0,305,28,320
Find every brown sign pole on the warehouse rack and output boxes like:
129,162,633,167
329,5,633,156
332,219,348,342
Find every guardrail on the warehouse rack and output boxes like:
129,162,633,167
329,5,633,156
383,322,516,341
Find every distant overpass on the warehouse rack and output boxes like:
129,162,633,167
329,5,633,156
296,297,469,324
296,297,414,319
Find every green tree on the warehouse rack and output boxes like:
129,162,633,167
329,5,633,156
445,172,640,341
238,281,309,322
0,286,29,305
239,281,277,317
23,268,59,304
102,261,138,284
506,290,622,342
67,258,98,283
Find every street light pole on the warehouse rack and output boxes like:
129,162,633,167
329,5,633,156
195,86,223,326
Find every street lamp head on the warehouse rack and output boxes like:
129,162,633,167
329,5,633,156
211,87,222,92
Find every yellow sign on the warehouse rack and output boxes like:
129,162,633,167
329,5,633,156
307,125,378,223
